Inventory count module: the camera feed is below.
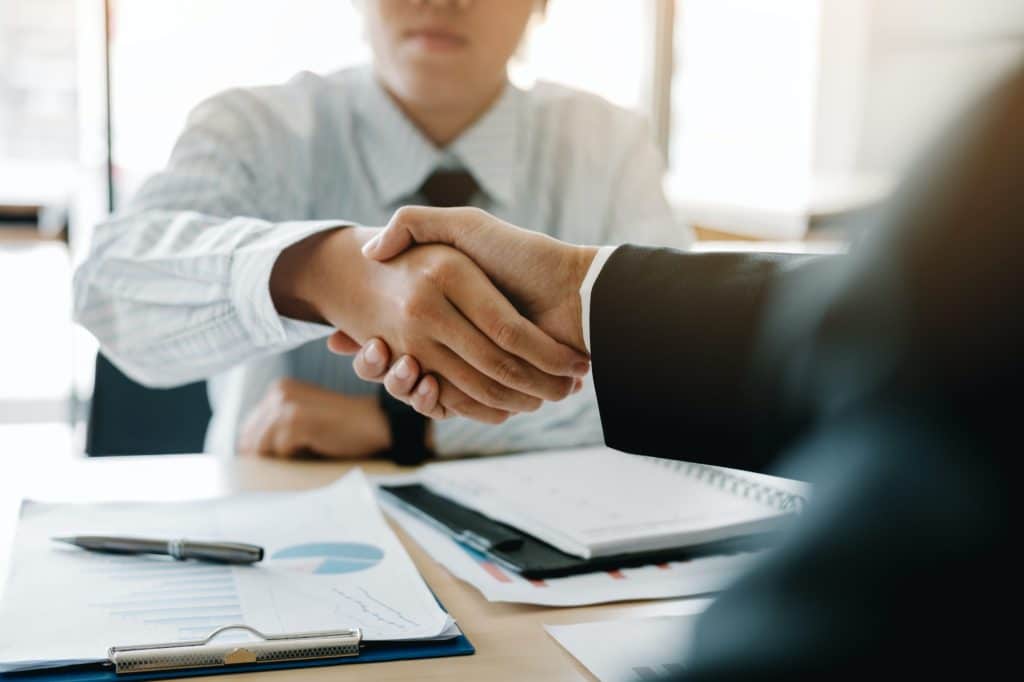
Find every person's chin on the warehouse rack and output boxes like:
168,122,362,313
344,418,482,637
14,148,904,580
396,61,479,102
398,40,473,71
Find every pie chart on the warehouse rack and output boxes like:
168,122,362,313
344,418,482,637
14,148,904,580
271,542,384,575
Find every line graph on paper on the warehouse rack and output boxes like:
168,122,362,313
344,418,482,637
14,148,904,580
332,587,422,633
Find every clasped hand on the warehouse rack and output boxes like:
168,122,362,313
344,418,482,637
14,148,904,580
271,219,590,425
327,207,598,421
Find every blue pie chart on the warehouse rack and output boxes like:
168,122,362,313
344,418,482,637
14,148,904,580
271,542,384,575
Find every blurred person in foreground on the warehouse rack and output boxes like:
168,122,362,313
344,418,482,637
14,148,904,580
74,0,691,461
344,66,1022,676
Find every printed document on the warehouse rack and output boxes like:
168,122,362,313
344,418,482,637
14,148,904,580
0,470,453,666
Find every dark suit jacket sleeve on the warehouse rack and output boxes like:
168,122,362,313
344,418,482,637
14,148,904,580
589,246,832,472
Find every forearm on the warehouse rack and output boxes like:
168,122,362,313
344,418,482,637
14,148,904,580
431,382,604,457
269,225,378,326
73,209,344,387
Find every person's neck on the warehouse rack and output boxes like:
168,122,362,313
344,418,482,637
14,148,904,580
382,77,507,148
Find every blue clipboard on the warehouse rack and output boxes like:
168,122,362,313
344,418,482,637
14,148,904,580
0,599,473,681
0,635,474,682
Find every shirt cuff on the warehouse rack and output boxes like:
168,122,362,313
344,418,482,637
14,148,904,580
579,245,618,354
231,219,350,347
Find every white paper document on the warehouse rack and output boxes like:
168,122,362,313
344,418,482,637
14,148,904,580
0,470,453,666
546,614,703,681
380,495,764,607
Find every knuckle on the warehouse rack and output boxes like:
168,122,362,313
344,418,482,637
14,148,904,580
492,320,522,350
424,257,459,287
448,396,476,418
483,380,513,407
390,205,420,227
491,357,524,388
398,292,432,323
551,377,573,400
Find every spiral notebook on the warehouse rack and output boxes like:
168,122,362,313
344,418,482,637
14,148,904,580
420,447,809,560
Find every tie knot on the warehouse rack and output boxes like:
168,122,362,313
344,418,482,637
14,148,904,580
419,169,479,208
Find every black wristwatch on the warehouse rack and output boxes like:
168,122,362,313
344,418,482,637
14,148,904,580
378,385,433,465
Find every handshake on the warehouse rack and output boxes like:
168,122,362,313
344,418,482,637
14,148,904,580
271,207,600,424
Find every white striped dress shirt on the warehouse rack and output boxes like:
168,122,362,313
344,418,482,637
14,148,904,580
73,65,693,456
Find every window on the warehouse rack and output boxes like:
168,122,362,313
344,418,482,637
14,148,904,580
108,0,371,202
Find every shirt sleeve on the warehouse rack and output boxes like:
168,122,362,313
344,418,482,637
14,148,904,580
73,89,343,388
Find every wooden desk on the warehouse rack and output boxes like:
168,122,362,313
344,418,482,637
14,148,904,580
0,455,712,681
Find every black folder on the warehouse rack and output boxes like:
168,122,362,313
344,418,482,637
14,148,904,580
379,483,778,579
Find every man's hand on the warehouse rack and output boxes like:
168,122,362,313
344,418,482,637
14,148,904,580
271,226,590,423
364,208,596,352
238,378,392,459
346,338,585,420
344,208,598,419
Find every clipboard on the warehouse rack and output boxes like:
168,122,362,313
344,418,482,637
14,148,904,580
380,483,779,578
0,472,474,681
0,605,473,681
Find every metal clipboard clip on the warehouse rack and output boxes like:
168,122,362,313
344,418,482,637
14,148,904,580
107,624,362,675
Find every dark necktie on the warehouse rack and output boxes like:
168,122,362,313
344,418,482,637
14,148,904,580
418,169,480,207
378,168,481,465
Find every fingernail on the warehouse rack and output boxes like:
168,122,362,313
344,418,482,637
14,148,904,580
364,341,383,365
417,381,432,396
572,361,590,376
361,234,381,256
395,357,412,380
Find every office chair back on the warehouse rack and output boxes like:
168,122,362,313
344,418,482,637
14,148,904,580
85,353,211,456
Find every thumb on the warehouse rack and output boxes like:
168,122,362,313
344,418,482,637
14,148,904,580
362,206,470,261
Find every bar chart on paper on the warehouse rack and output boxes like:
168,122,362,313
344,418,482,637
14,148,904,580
85,555,244,641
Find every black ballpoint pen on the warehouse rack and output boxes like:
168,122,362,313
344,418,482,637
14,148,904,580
52,535,264,564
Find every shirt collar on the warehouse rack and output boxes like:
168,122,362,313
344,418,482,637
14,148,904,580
354,67,520,208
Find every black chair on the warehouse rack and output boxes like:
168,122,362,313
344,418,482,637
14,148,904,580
85,353,211,456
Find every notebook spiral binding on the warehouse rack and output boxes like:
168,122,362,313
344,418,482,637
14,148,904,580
645,457,807,513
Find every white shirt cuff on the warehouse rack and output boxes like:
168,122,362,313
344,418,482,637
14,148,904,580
579,245,618,354
231,219,350,347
